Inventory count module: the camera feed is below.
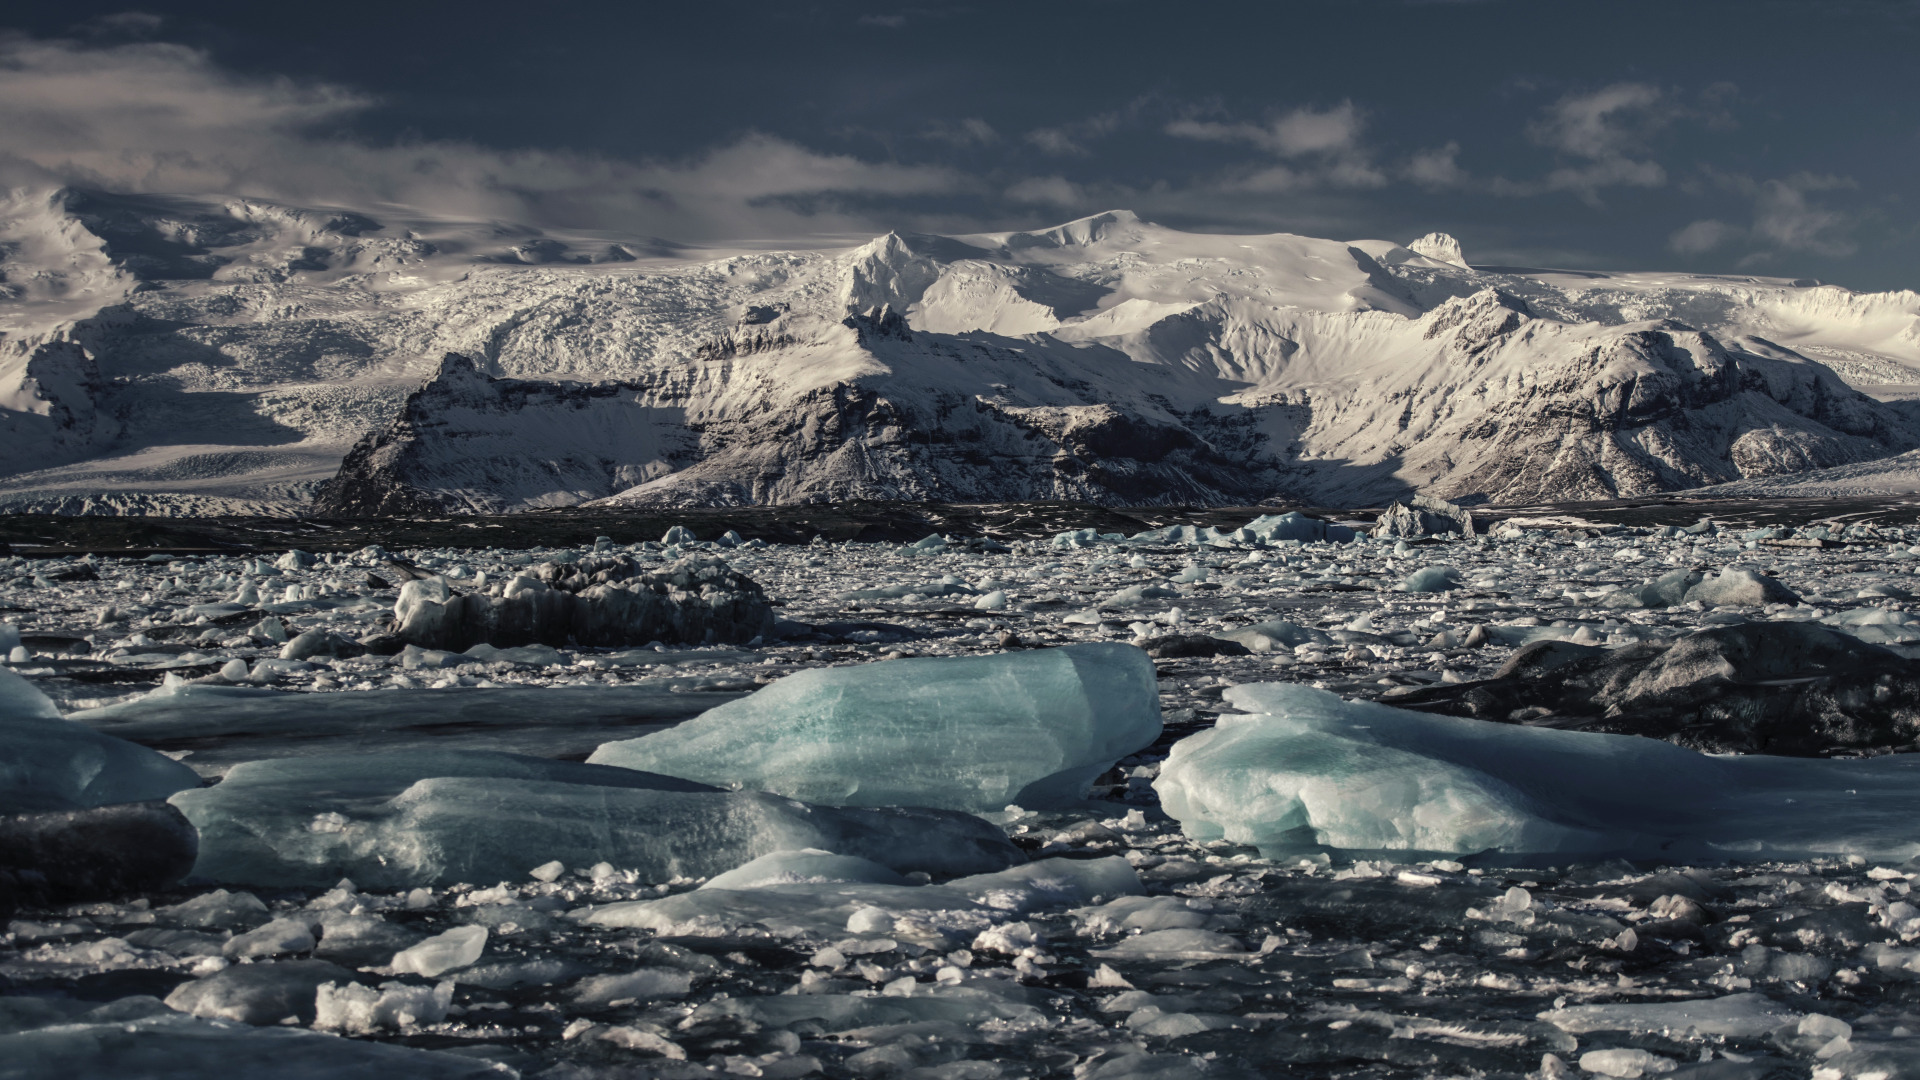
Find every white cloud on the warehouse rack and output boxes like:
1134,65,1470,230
1167,102,1385,191
1529,82,1667,159
1496,82,1674,203
1751,173,1857,256
1167,101,1366,159
0,32,970,243
1405,141,1468,187
1668,218,1738,255
1004,176,1084,206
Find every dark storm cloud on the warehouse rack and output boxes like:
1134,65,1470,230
0,1,1912,287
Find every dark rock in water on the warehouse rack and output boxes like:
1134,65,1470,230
1140,634,1253,659
1393,621,1920,756
394,554,775,650
0,801,197,913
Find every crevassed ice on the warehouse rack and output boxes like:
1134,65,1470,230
588,643,1161,812
1155,682,1920,861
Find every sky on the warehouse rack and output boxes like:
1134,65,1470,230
1,0,1917,290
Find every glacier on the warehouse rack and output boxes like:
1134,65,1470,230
3,189,1920,512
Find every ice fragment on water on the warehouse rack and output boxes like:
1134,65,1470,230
172,749,1021,888
389,924,486,977
313,979,454,1033
1155,682,1920,860
588,643,1161,812
0,669,201,814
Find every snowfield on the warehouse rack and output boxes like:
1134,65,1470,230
4,188,1920,514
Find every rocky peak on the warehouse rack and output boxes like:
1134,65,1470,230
1421,288,1531,347
1408,232,1470,268
842,305,913,344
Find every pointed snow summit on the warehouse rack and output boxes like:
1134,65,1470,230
1407,232,1470,268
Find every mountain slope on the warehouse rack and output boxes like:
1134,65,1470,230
3,192,1918,513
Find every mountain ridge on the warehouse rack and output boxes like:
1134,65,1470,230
3,188,1919,515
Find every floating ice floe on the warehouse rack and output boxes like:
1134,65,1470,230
587,643,1161,812
394,554,774,650
1156,682,1920,861
583,853,1141,944
1603,566,1801,609
0,1005,511,1078
171,749,1023,888
0,668,200,814
71,681,741,774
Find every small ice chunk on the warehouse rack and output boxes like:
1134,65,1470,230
570,968,694,1006
389,925,487,978
222,916,317,959
1578,1049,1676,1077
529,859,566,882
1399,566,1462,593
1683,567,1799,607
314,979,454,1033
163,959,355,1025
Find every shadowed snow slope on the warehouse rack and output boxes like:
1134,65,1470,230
4,191,1918,512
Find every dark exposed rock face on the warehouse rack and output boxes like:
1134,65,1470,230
1393,622,1920,756
392,555,776,651
0,800,198,914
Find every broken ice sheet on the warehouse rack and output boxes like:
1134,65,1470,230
1157,682,1920,861
589,642,1161,812
171,749,1023,888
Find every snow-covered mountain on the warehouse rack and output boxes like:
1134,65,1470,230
4,187,1919,515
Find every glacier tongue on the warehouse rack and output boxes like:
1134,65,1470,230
1155,682,1920,861
587,643,1162,812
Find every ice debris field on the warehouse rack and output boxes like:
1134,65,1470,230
11,506,1920,1079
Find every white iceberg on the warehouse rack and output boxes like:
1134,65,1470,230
1155,683,1920,862
588,644,1160,812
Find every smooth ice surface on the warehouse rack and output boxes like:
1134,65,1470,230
588,643,1160,811
1156,683,1920,861
1539,993,1804,1038
72,682,743,776
0,668,200,813
701,849,910,890
0,1007,510,1079
584,855,1142,942
389,925,487,977
171,749,1023,888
